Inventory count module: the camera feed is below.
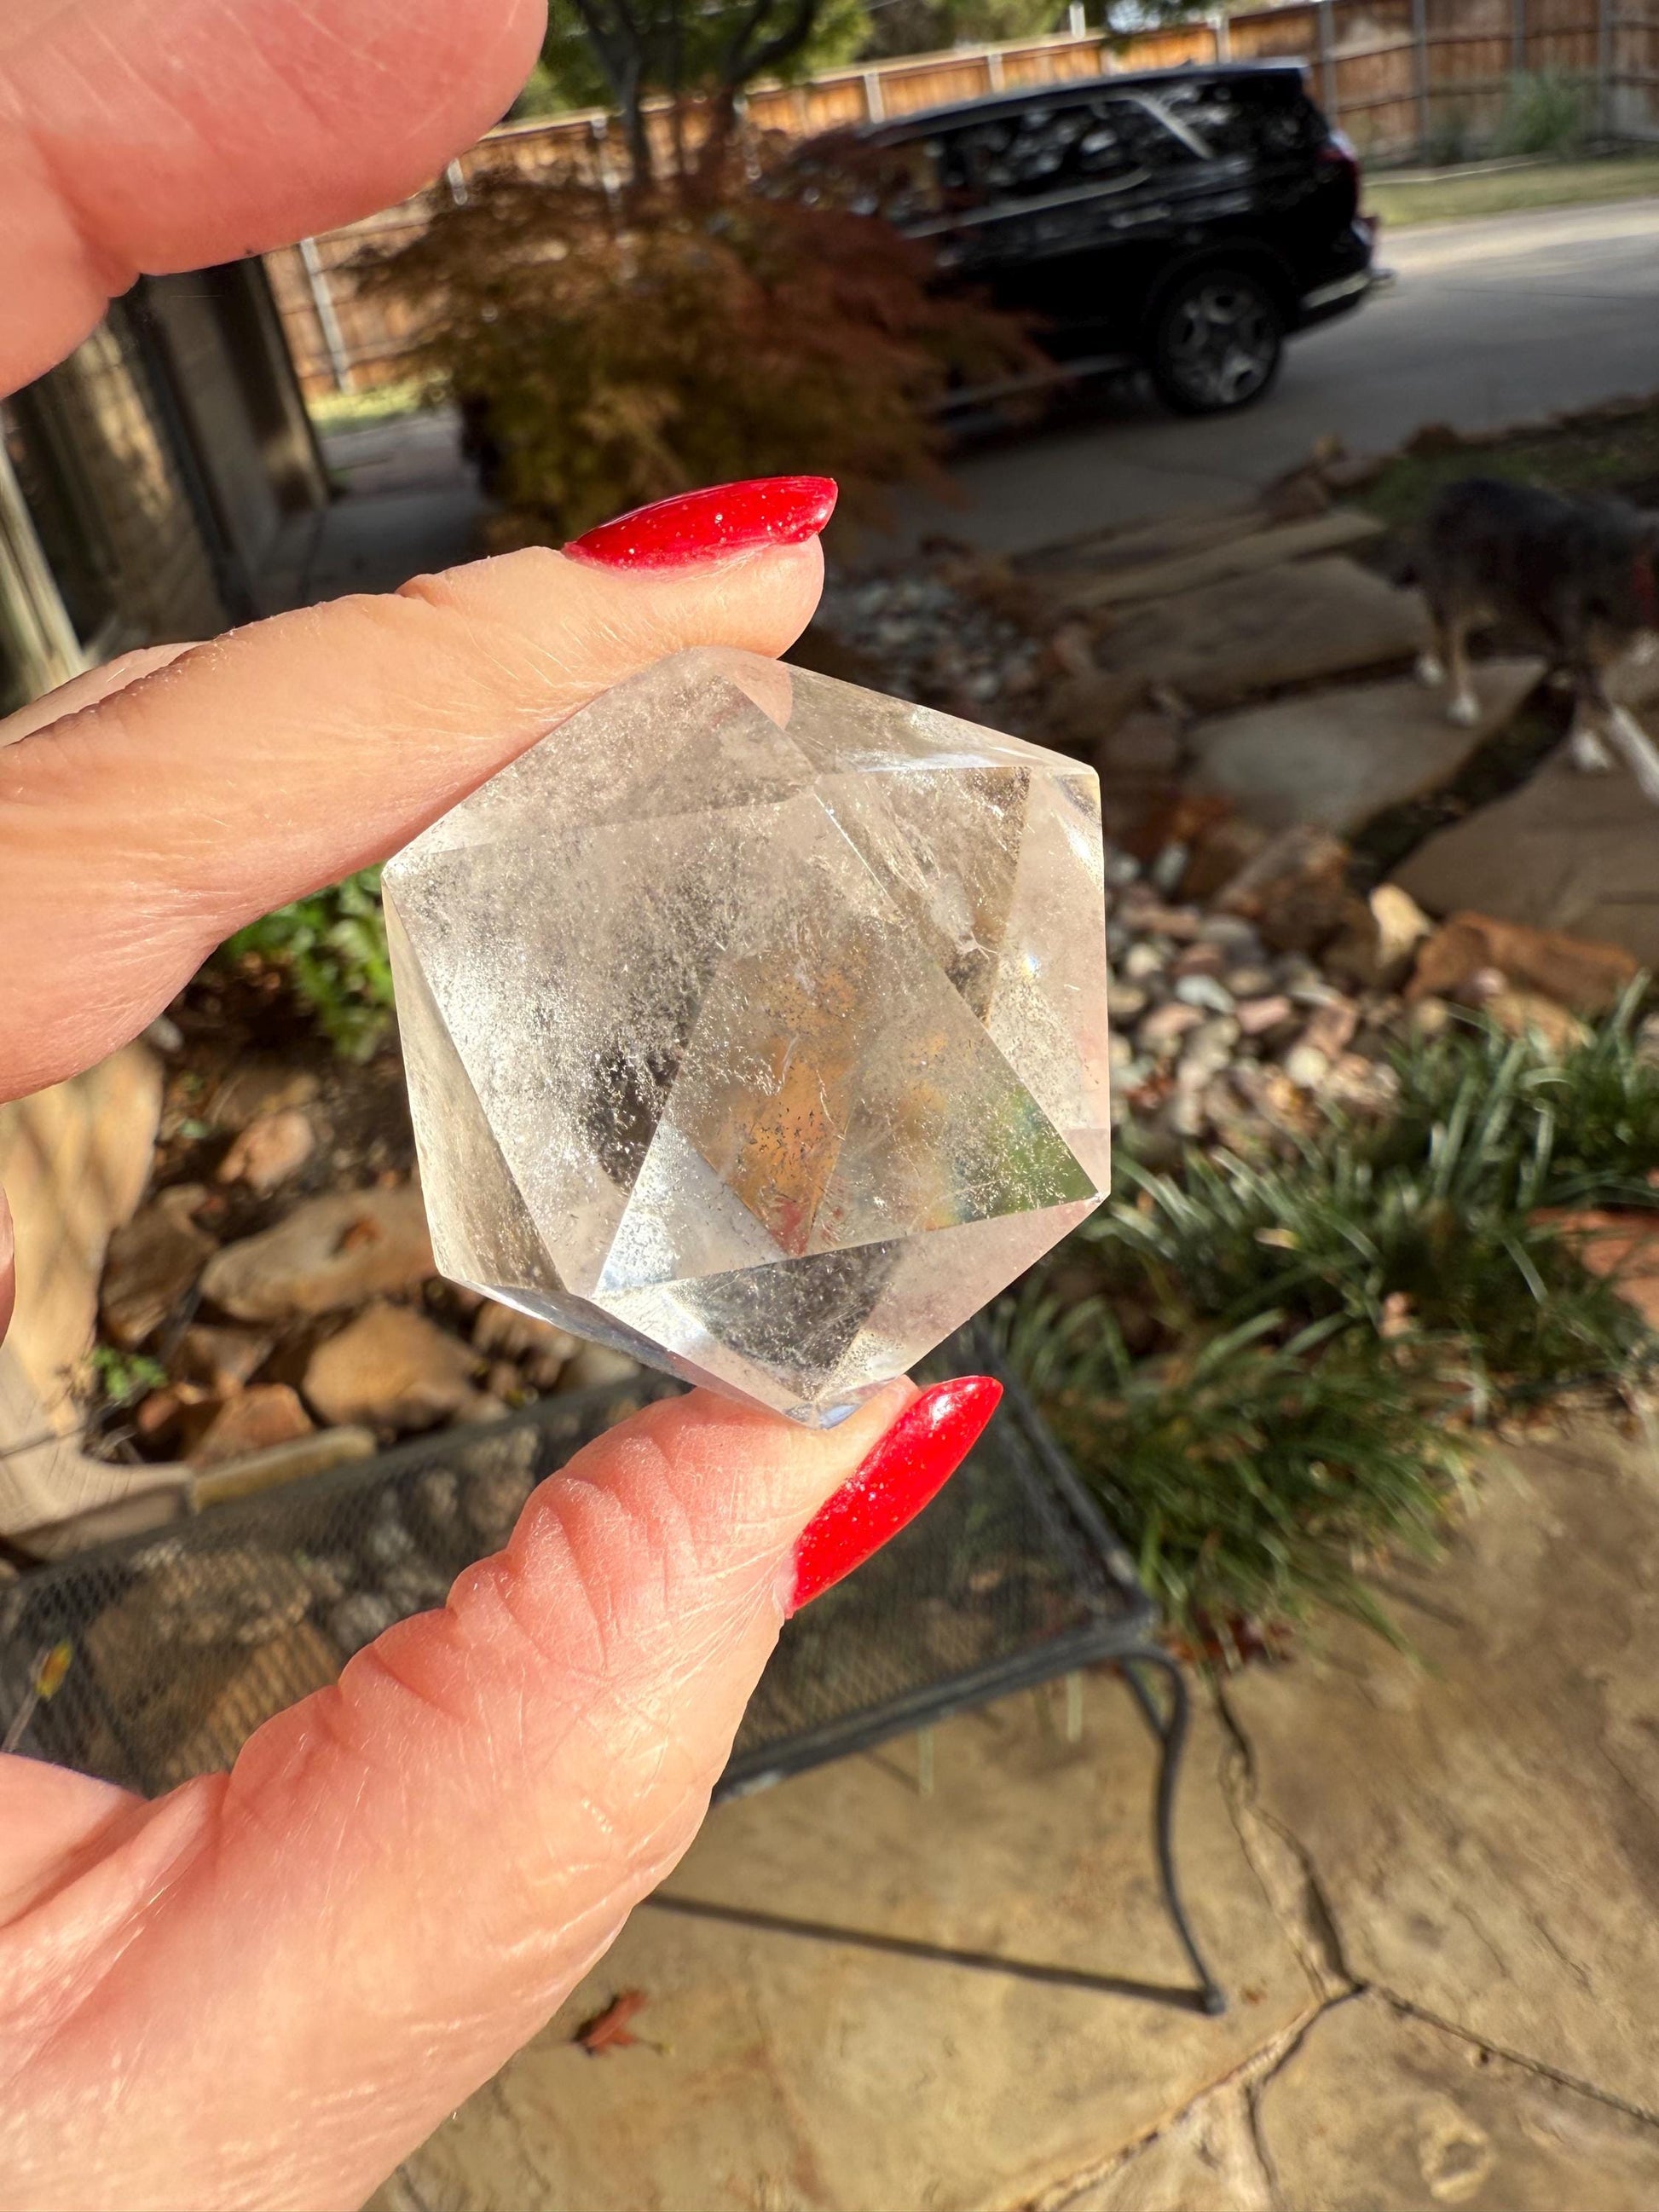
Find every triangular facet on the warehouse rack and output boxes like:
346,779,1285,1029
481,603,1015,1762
818,1200,1100,1402
384,898,561,1298
598,1121,788,1293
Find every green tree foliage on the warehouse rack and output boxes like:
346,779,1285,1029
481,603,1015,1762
516,0,872,168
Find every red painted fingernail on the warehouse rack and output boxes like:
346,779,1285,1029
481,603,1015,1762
789,1377,1003,1615
564,476,837,570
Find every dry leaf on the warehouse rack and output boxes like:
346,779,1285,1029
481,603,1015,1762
575,1990,649,2056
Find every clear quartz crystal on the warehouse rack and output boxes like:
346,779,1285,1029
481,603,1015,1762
384,646,1112,1425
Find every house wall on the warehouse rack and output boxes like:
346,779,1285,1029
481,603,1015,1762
0,263,327,708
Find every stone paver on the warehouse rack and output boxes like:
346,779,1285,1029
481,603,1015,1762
1043,2076,1272,2211
1103,558,1425,712
1227,1420,1659,2119
391,1684,1315,2212
1257,1992,1659,2210
1058,510,1381,615
1393,746,1659,966
1188,661,1541,833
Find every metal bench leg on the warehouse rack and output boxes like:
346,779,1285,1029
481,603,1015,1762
1119,1649,1227,2016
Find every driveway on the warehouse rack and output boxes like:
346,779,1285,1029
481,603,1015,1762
924,197,1659,556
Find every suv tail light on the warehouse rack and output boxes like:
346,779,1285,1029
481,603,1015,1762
1317,129,1361,192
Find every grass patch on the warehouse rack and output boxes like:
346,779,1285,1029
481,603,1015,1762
1356,395,1659,534
307,379,440,433
1003,996,1659,1649
1366,151,1659,231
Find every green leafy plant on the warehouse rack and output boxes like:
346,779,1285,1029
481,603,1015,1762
1009,1302,1467,1649
221,867,393,1060
84,1348,168,1410
1004,1002,1659,1645
1495,70,1594,159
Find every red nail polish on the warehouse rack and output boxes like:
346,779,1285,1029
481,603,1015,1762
564,476,837,570
789,1377,1003,1614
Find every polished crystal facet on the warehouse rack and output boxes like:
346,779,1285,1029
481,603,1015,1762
384,647,1111,1424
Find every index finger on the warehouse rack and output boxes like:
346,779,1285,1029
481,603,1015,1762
0,0,546,393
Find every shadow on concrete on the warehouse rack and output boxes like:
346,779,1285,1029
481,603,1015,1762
649,1891,1217,2013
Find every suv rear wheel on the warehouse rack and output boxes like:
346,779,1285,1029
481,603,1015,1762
1148,269,1283,415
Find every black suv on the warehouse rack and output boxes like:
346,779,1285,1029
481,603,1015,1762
849,62,1379,414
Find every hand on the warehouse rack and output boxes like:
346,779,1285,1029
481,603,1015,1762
0,7,997,2204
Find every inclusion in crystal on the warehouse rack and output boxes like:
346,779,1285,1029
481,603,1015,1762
384,647,1111,1424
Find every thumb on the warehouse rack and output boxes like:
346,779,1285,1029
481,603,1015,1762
0,1375,999,2212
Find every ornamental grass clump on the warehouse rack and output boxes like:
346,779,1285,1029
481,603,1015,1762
1007,996,1659,1647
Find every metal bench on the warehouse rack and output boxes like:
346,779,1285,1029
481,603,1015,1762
0,1326,1223,2015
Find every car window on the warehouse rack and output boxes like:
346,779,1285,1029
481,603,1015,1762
1157,78,1321,159
930,95,1183,209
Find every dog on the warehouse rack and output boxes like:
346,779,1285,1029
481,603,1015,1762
1411,476,1659,802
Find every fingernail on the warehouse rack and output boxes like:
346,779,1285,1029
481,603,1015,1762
788,1377,1003,1615
564,476,837,570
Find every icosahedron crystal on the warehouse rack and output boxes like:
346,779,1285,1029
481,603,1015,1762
384,646,1111,1424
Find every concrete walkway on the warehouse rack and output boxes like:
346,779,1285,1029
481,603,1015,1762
373,1416,1659,2212
919,199,1659,557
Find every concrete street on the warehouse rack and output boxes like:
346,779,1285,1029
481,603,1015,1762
928,196,1659,556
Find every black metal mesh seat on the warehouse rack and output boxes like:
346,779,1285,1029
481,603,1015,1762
0,1327,1222,2011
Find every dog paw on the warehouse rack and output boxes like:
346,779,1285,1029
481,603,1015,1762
1415,653,1445,688
1447,693,1480,728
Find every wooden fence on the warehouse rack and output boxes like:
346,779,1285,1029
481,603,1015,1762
268,0,1659,396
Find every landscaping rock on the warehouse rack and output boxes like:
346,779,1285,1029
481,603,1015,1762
1104,557,1425,712
1325,884,1434,990
1296,994,1360,1063
101,1184,217,1349
1094,709,1182,781
208,1062,320,1131
1173,973,1234,1016
1179,815,1270,904
303,1303,480,1430
471,1303,578,1390
1216,825,1353,954
217,1108,316,1193
201,1186,434,1321
188,1383,314,1468
1408,912,1640,1016
1535,1210,1659,1329
1043,668,1145,756
176,1324,272,1395
1137,1002,1205,1059
1485,989,1589,1056
1234,994,1294,1038
189,1425,377,1510
559,1343,643,1394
